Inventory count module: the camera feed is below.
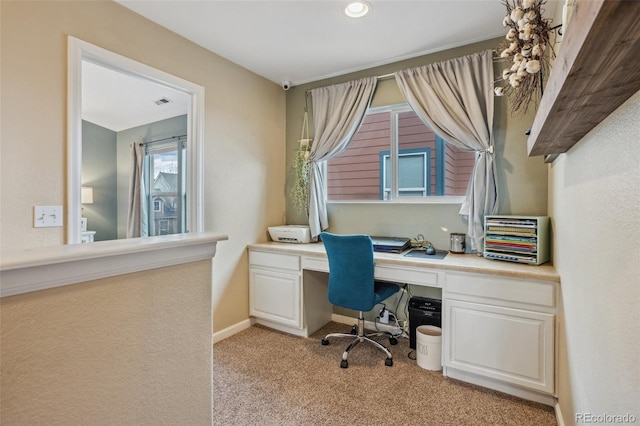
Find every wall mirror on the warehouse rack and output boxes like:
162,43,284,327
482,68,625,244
67,36,204,244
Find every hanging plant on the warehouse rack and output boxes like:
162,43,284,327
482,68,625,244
291,112,312,214
494,0,555,115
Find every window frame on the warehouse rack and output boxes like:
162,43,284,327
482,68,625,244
325,103,466,205
379,148,431,199
145,140,187,237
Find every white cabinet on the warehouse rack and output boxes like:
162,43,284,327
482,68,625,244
443,271,557,404
250,268,301,328
445,300,554,393
249,249,332,337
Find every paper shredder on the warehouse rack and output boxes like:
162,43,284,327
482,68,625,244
409,296,442,350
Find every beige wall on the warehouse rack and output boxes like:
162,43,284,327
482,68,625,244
0,1,286,332
284,38,548,250
1,260,214,425
551,90,640,424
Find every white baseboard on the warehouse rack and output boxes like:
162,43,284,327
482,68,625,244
213,314,404,345
555,400,566,426
213,318,254,344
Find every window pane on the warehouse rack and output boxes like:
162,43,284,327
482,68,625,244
398,153,426,189
147,146,186,236
327,107,473,201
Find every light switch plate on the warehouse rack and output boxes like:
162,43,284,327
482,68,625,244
34,206,63,228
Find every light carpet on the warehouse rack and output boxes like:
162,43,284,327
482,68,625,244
213,322,557,425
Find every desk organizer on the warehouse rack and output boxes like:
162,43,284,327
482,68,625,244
483,215,550,265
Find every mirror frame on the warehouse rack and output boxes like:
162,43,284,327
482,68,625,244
67,36,204,243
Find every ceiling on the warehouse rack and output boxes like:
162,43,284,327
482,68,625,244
116,0,513,86
82,61,190,132
87,1,560,132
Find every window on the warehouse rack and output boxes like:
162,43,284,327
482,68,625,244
326,104,474,202
144,138,186,237
380,149,431,199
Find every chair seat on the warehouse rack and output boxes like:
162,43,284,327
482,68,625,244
374,280,400,305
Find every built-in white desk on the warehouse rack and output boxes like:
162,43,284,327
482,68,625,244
248,241,560,406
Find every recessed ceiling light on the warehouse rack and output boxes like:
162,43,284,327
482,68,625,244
344,1,371,18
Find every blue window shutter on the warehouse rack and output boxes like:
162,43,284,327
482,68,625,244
435,136,445,196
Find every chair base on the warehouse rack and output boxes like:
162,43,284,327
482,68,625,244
321,312,395,368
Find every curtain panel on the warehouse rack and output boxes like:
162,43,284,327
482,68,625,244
394,50,497,251
127,142,148,238
307,77,377,238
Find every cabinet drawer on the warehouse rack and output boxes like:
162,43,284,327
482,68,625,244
375,264,441,287
300,257,441,287
446,272,555,308
249,250,300,271
301,256,329,273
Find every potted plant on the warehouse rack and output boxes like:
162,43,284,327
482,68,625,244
291,137,312,214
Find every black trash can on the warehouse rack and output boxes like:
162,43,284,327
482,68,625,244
409,296,442,349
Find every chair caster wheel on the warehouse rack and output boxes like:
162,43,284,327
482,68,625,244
350,325,357,335
321,339,329,346
340,360,348,368
389,337,398,345
385,358,393,367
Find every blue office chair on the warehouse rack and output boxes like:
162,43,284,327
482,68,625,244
320,232,401,368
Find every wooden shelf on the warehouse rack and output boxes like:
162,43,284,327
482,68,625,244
527,0,640,159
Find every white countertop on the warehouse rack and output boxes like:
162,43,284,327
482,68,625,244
248,241,560,283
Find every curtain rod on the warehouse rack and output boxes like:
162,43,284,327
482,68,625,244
304,72,396,95
137,134,187,145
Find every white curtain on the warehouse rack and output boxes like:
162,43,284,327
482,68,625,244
307,77,377,238
394,50,497,251
127,142,148,238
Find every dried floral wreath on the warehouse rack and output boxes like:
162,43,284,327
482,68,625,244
494,0,556,115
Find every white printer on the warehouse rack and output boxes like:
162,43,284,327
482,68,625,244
268,225,312,243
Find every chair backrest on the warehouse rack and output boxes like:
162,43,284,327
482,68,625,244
321,232,376,312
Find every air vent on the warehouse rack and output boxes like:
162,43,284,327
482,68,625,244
154,97,172,106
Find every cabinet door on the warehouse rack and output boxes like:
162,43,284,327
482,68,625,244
249,268,302,328
444,300,554,394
